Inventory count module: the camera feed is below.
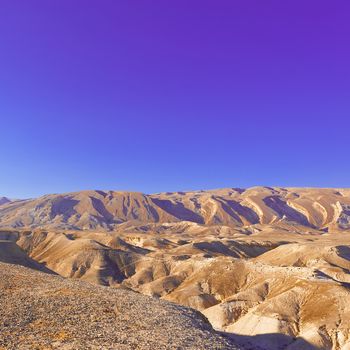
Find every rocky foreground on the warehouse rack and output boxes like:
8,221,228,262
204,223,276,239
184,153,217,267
0,262,238,350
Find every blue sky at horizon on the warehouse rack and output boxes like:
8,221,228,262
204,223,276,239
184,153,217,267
1,1,350,198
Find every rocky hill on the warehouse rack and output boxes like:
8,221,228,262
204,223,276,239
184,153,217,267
0,187,350,231
0,197,10,206
2,187,350,349
2,225,350,349
0,262,238,350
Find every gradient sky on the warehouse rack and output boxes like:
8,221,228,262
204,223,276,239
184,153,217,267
1,1,350,198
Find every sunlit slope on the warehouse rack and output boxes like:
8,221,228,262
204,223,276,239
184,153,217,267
0,262,237,349
3,225,350,349
0,187,349,231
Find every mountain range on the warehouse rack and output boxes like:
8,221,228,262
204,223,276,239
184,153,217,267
1,187,349,231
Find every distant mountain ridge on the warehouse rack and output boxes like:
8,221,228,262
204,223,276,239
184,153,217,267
0,187,349,232
0,197,11,206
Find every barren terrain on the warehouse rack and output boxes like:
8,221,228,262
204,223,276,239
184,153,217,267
0,262,237,349
1,187,350,349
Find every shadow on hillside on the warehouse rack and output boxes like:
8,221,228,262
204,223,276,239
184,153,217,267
220,332,322,350
151,198,205,224
313,269,350,289
0,237,56,275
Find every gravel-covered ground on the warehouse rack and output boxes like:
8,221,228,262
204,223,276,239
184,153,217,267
0,262,238,349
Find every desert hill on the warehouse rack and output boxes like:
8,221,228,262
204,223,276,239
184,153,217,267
0,197,10,206
0,187,350,231
2,226,350,349
0,239,53,273
0,262,238,350
1,187,350,349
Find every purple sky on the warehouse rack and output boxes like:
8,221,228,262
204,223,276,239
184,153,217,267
1,1,350,198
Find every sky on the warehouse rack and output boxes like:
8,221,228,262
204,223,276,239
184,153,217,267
0,1,350,198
